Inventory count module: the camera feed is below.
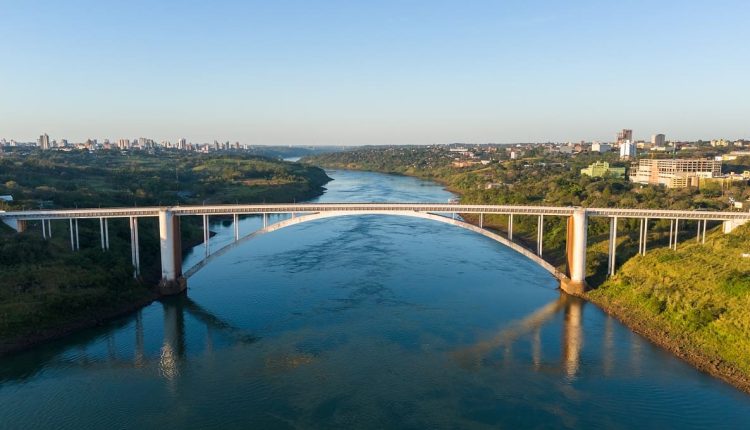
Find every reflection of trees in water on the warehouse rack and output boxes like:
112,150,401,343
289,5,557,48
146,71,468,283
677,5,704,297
0,295,259,383
451,293,588,378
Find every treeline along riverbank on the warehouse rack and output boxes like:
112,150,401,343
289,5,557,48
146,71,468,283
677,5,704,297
0,149,331,354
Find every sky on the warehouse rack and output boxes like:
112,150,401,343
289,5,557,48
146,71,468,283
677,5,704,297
1,0,748,145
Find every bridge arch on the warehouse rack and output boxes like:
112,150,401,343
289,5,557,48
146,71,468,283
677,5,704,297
183,211,569,282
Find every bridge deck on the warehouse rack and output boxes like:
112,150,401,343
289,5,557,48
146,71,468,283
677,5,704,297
1,203,749,221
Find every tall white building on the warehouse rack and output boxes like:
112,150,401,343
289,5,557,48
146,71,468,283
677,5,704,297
619,141,636,159
591,142,612,153
38,133,50,150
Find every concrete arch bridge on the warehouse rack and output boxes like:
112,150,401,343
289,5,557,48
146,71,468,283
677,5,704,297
2,203,748,295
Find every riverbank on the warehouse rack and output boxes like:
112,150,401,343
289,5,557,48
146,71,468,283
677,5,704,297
305,160,750,394
0,151,333,356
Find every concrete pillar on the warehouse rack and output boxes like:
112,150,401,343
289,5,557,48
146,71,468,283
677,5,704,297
508,214,513,241
104,218,110,250
669,219,674,249
42,218,47,239
202,214,209,257
479,213,483,229
537,215,544,256
723,219,748,234
607,216,618,276
233,214,239,241
69,218,75,251
702,220,707,244
564,208,588,293
75,218,80,251
100,217,105,250
158,209,186,295
673,218,680,250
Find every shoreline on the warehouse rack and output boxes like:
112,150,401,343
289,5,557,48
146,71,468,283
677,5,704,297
0,291,159,356
583,294,750,395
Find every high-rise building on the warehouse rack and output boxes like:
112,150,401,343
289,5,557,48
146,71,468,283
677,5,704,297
38,133,50,150
619,142,636,159
651,134,666,147
629,158,721,188
616,129,633,146
591,142,612,153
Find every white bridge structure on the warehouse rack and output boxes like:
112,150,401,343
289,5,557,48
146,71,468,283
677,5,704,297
2,204,749,295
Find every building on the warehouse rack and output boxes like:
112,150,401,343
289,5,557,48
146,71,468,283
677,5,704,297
619,142,636,159
38,133,50,150
616,129,633,146
580,161,626,178
629,158,722,188
651,134,666,147
591,142,611,153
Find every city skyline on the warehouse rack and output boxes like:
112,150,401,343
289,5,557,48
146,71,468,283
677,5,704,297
1,0,749,145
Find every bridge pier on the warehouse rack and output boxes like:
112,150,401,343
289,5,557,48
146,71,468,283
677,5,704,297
563,209,587,295
129,217,140,278
158,209,186,296
607,216,618,276
508,214,513,241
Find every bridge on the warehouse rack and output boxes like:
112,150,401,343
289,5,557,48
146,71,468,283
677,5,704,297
2,203,749,295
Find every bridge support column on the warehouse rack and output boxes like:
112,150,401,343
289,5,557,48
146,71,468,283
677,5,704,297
100,217,106,250
508,214,513,241
104,218,110,250
607,216,618,276
563,209,587,295
233,214,239,241
263,213,268,229
537,215,544,256
69,219,75,251
203,214,209,257
722,219,747,234
673,218,680,250
158,209,186,296
479,213,483,229
130,217,140,278
42,218,47,239
669,219,674,249
702,220,707,244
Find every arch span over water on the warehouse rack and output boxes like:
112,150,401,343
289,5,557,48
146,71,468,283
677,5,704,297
183,211,568,282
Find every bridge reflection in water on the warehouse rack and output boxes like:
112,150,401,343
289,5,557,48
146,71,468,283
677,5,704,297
450,293,588,379
0,292,612,386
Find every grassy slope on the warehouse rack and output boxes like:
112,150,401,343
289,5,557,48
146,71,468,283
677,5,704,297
587,224,750,386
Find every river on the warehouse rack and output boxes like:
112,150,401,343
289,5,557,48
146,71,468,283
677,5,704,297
1,169,749,429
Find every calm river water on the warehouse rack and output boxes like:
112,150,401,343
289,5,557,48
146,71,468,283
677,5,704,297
1,170,750,429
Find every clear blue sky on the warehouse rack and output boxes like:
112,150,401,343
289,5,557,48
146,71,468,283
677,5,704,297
1,0,748,145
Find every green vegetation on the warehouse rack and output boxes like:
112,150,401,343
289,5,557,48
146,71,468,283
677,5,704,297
0,149,331,351
587,224,750,380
